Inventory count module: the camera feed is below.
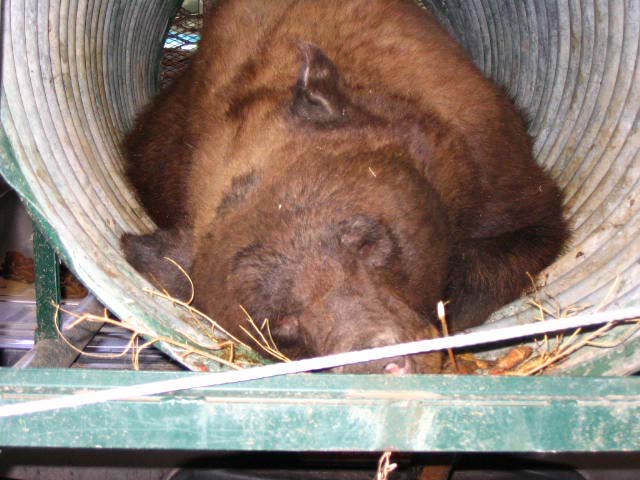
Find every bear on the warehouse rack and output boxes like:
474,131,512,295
121,0,568,373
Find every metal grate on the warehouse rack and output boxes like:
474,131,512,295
159,1,219,89
160,5,204,88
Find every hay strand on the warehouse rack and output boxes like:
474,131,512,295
238,305,290,363
375,452,397,480
437,300,458,373
53,303,244,370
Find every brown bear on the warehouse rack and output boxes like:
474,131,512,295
121,0,568,373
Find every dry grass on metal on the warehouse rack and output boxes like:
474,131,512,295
444,276,640,376
498,276,640,376
54,304,244,370
53,257,288,370
52,258,638,374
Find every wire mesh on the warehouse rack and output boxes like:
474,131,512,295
160,4,206,88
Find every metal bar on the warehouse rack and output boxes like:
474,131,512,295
0,369,638,452
2,309,639,419
14,295,105,369
32,228,61,342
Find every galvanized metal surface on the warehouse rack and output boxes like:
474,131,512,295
0,0,638,373
0,295,180,369
0,368,638,451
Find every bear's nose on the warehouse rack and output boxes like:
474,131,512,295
330,355,414,374
384,356,413,375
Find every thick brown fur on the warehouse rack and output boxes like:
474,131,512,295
122,0,568,373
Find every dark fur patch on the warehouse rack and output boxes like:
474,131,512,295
231,243,303,322
120,229,194,302
216,171,259,216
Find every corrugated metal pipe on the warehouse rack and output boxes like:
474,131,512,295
1,0,638,374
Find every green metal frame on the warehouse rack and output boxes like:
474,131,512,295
0,369,638,451
13,234,640,454
33,227,61,342
1,0,638,458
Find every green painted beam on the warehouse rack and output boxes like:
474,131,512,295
0,368,638,452
33,228,61,342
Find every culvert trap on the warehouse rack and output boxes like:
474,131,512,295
1,0,639,374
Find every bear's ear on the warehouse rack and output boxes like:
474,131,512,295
121,228,194,302
291,42,347,124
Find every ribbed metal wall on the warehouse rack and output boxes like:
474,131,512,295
1,0,638,374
